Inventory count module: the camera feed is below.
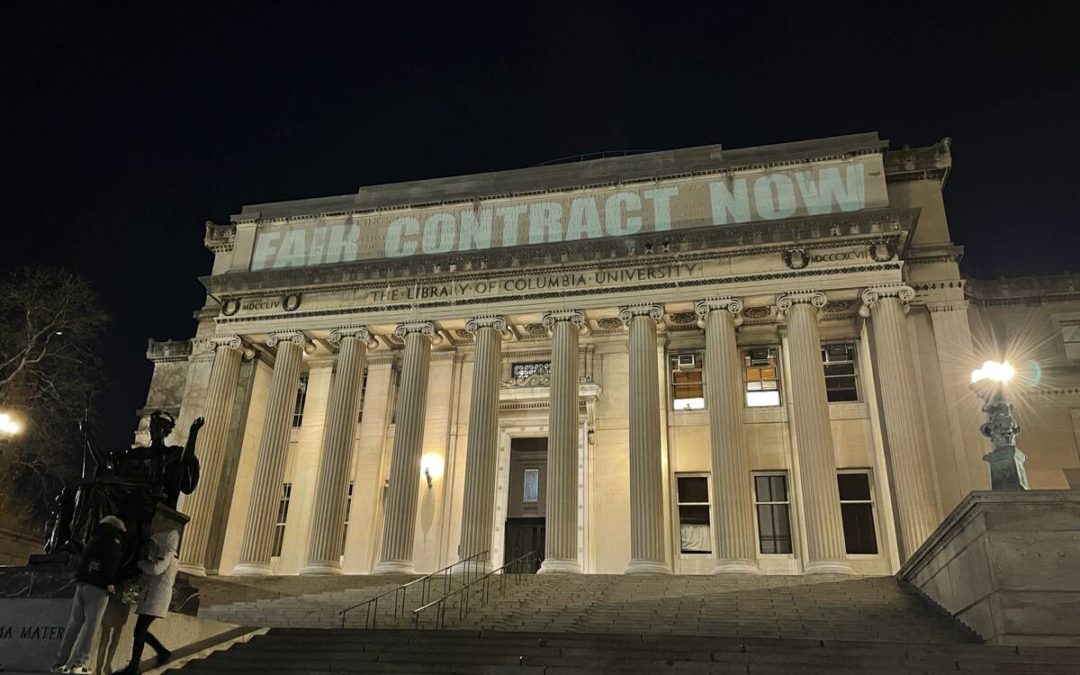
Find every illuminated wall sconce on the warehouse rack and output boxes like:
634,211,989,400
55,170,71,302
420,454,444,489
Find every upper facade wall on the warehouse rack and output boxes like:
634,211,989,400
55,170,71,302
200,134,954,286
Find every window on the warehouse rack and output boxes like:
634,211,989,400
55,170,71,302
1062,320,1080,361
523,468,540,503
389,365,402,425
292,373,309,427
271,483,293,557
670,353,705,410
341,480,354,557
743,347,781,407
754,474,792,554
822,343,858,402
357,367,369,423
676,474,711,554
838,472,878,554
510,361,551,387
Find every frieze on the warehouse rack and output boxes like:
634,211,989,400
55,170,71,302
215,263,904,326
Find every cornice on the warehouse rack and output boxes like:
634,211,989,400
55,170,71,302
204,220,236,254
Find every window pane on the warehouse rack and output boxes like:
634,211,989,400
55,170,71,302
523,469,539,503
754,475,770,501
746,391,780,407
673,397,705,410
769,475,788,502
677,476,709,503
841,503,878,554
837,473,871,501
756,504,793,554
679,504,710,525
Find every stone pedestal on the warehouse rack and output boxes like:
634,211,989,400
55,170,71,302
899,490,1080,646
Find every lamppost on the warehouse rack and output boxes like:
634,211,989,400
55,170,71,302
970,361,1029,491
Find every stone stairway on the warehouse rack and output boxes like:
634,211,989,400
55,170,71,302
175,574,1080,673
172,627,1080,674
445,574,971,643
200,574,442,628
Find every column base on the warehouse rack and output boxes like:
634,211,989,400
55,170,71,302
299,561,342,576
177,562,206,577
625,559,671,575
712,560,761,575
373,559,416,575
538,558,581,574
231,561,273,577
804,560,856,575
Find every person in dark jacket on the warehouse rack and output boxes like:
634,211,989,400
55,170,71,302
52,515,126,675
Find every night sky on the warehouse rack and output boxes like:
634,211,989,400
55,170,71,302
2,2,1078,448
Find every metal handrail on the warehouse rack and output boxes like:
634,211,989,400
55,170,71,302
412,550,539,630
339,549,489,628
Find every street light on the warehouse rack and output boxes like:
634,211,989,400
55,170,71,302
970,360,1028,491
0,411,22,439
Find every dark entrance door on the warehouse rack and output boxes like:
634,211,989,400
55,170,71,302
504,437,546,573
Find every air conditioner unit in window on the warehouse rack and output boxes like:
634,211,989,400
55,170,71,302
676,354,697,369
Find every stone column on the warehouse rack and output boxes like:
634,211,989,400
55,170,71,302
178,335,245,576
928,300,988,504
620,304,671,575
234,331,308,576
539,310,584,574
458,316,507,570
776,292,853,574
300,326,373,575
861,286,940,559
374,322,436,574
695,298,759,574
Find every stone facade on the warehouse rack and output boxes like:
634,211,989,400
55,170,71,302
139,133,1080,578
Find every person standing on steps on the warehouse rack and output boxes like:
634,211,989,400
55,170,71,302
52,515,127,675
118,529,179,674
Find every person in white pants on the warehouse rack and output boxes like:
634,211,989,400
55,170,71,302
53,515,126,674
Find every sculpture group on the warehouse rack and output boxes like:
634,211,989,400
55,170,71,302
44,411,203,571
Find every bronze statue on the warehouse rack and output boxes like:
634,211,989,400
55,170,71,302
45,411,204,559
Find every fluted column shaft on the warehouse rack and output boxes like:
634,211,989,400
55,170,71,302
622,305,670,574
234,332,306,575
301,327,371,575
459,317,506,569
540,310,583,574
178,337,244,576
375,323,435,574
696,299,759,574
862,287,940,559
778,293,853,574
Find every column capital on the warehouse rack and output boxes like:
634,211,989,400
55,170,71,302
617,304,663,326
194,334,244,354
266,330,313,353
776,291,828,313
330,325,377,348
860,284,915,312
860,285,915,318
695,297,744,327
394,321,441,344
464,315,508,335
541,309,586,331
